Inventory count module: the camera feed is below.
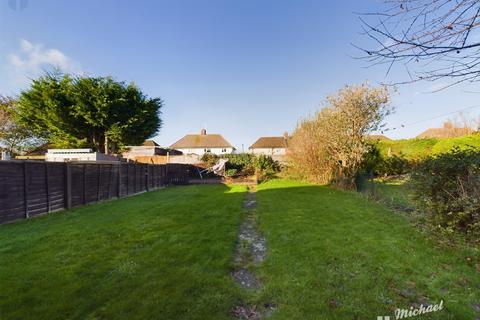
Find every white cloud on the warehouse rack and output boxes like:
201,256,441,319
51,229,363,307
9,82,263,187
7,39,81,87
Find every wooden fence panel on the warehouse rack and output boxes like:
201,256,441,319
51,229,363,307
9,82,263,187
25,162,48,217
70,164,85,207
128,163,135,195
0,161,191,224
46,162,66,212
0,162,26,223
119,163,128,197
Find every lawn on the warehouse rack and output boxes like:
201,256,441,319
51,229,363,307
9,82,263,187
1,180,479,320
0,184,247,320
371,176,414,210
255,180,479,320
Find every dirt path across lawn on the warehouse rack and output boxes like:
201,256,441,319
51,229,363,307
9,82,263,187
231,185,276,319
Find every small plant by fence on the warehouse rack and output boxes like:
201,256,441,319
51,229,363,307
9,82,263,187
0,161,190,224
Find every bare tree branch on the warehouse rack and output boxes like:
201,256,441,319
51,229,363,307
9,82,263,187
357,0,480,86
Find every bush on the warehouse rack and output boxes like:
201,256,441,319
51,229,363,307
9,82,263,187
376,154,412,176
410,147,480,239
254,155,280,180
288,84,391,189
200,153,219,167
221,153,255,175
225,168,238,177
359,144,412,178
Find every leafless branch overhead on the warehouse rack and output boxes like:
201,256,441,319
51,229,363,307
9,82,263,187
358,0,480,86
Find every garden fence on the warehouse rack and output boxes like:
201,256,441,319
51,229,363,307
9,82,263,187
0,161,190,224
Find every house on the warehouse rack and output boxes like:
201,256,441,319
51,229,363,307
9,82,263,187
417,122,474,139
249,134,289,156
170,129,235,155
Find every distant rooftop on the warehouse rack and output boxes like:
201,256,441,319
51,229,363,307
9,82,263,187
416,122,474,139
170,129,233,149
249,136,288,149
368,134,391,141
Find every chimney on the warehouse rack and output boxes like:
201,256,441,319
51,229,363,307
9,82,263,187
283,131,289,139
200,128,207,135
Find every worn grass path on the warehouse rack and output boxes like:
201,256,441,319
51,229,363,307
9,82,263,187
254,179,480,320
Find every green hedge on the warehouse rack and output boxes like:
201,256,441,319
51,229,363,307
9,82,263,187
410,147,480,239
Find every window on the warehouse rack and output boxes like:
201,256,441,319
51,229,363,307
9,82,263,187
222,148,227,152
204,149,211,153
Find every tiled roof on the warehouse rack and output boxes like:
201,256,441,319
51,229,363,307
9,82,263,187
249,137,288,149
170,134,233,149
416,127,473,139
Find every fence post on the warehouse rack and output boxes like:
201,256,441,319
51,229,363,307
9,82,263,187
107,164,112,199
83,164,87,204
117,163,122,198
23,161,29,219
97,164,101,202
134,164,138,194
45,162,50,212
126,163,129,195
65,163,72,209
145,165,149,192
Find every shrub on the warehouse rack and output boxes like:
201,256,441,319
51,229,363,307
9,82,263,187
254,155,280,180
221,153,255,175
288,84,391,189
359,144,412,177
200,153,219,167
225,168,238,177
410,147,480,239
376,154,412,176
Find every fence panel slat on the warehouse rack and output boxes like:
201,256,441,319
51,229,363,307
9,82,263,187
0,161,190,223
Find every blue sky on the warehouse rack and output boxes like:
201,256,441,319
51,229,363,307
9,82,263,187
1,0,479,149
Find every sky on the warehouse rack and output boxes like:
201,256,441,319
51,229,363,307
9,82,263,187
1,0,480,150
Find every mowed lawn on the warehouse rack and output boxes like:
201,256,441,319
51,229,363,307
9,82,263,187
1,180,479,320
255,180,479,320
0,184,247,320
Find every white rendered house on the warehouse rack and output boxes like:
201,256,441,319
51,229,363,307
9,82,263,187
170,129,235,156
249,136,288,156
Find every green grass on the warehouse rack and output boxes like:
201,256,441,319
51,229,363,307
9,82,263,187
0,184,247,320
372,176,414,210
377,133,480,160
256,179,479,320
2,180,479,319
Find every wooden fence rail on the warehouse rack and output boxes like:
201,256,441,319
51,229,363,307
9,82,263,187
0,161,190,224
